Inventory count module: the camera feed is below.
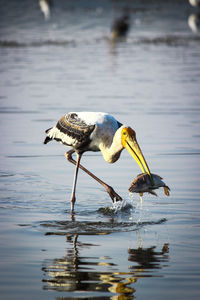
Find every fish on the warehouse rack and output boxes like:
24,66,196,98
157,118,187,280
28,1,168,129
129,173,170,197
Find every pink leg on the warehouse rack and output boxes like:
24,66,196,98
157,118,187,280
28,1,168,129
65,150,122,209
69,152,82,211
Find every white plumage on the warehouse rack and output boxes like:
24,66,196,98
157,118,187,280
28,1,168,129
189,0,200,7
39,0,51,20
46,112,121,158
188,0,200,32
44,112,151,211
188,14,200,32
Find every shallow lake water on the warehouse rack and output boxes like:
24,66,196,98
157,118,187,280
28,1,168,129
0,0,200,299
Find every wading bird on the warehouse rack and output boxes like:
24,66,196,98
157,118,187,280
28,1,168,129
111,13,130,40
44,112,151,211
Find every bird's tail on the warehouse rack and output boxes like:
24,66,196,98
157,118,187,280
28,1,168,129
43,127,53,144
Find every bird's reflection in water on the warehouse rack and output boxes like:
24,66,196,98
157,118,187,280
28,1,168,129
128,243,169,270
42,232,169,299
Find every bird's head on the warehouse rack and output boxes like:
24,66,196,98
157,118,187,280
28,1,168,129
121,127,152,178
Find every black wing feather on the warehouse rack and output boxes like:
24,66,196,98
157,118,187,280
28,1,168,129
56,113,95,150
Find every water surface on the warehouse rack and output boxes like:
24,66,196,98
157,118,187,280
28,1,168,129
0,0,200,299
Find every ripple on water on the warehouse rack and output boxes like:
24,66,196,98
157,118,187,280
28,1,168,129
40,202,167,236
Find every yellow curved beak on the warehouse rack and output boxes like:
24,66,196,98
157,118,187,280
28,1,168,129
122,128,152,179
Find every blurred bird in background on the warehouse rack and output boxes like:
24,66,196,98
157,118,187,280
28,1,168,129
189,0,200,8
39,0,52,20
188,0,200,32
111,12,130,41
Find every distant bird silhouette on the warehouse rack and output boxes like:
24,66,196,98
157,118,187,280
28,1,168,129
189,0,200,8
111,14,130,40
188,13,200,32
188,0,200,32
39,0,52,20
44,112,151,211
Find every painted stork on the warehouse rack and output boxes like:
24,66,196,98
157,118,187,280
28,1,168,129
44,112,151,211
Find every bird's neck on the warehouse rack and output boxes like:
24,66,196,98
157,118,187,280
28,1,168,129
99,127,124,163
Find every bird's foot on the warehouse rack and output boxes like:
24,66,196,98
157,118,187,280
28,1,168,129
106,185,122,202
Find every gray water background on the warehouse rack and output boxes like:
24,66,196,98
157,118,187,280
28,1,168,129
0,0,200,299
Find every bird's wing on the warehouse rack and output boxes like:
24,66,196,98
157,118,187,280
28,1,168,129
56,113,95,147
